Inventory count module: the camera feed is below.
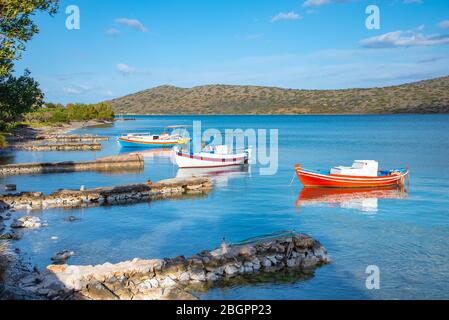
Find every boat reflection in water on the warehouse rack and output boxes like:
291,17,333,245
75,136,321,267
120,148,173,159
176,165,250,188
295,186,407,214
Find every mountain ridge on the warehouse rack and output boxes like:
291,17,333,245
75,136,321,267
108,76,449,115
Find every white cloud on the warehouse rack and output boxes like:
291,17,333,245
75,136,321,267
271,12,301,22
360,27,449,48
114,18,148,32
116,63,136,75
106,28,120,37
62,84,94,94
116,63,152,77
303,0,352,7
438,20,449,29
62,87,82,94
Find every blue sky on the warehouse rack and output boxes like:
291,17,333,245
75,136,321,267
13,0,449,103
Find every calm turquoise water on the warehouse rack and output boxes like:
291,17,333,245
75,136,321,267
1,115,449,299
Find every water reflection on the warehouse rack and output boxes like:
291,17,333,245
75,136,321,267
0,152,16,165
295,187,408,213
119,148,173,159
176,165,251,188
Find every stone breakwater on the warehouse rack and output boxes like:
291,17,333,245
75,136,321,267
19,232,330,300
13,134,108,151
0,176,212,211
16,142,102,151
0,154,143,176
35,134,108,142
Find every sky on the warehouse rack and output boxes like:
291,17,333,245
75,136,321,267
12,0,449,104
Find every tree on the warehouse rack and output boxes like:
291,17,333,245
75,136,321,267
0,0,59,77
0,69,43,130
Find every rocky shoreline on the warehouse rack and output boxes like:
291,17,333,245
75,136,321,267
2,232,329,300
15,142,102,151
0,176,212,211
0,154,144,176
3,120,112,151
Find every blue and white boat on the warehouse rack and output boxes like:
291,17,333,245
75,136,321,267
118,126,189,148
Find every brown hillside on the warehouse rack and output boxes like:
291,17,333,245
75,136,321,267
109,76,449,115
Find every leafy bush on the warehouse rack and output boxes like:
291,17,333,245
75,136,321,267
49,108,69,123
0,134,7,148
0,70,43,125
23,102,114,125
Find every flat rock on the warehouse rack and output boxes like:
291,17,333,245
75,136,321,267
86,281,119,300
51,250,74,263
5,184,17,191
65,216,79,222
0,231,22,240
11,216,42,229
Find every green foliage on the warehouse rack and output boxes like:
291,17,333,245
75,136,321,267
0,69,44,130
0,134,7,148
0,0,59,77
24,102,115,125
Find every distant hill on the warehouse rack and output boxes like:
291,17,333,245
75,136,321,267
108,76,449,115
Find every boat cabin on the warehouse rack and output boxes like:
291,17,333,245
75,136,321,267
330,160,379,177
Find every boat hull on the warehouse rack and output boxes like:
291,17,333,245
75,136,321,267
118,137,178,148
175,151,249,168
295,164,408,188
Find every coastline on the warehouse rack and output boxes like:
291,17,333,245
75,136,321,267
114,113,449,117
2,120,113,149
33,119,114,136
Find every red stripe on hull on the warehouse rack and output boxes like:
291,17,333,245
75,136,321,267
176,152,246,163
295,167,408,188
177,163,246,169
119,138,178,145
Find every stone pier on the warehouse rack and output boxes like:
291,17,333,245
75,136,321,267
17,142,102,151
17,232,330,300
0,176,212,211
34,134,108,142
0,154,144,176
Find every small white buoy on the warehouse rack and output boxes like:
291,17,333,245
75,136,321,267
51,236,58,240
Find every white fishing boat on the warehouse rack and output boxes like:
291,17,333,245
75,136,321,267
173,145,252,168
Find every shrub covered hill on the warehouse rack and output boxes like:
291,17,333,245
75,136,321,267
109,76,449,115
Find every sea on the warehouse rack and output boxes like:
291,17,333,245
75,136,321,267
1,115,449,299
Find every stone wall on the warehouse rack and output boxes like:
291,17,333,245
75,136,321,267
35,134,108,142
0,154,144,176
0,176,212,211
17,143,102,151
18,232,330,300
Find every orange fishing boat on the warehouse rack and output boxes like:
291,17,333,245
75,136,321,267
295,160,409,188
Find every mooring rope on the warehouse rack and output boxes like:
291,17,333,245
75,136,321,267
288,171,297,187
232,230,297,246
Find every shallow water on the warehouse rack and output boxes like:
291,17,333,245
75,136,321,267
1,115,449,299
